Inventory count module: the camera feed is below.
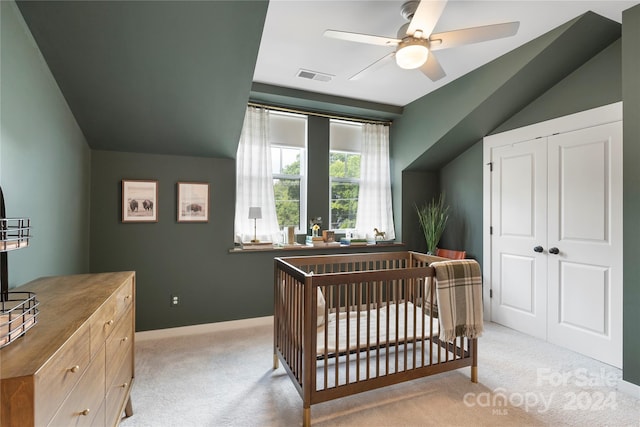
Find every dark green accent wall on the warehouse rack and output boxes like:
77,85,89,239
307,116,330,230
90,140,405,332
0,1,90,287
439,141,483,261
90,150,270,331
401,171,439,252
622,4,640,386
494,39,623,134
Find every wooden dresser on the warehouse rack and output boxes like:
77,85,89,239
1,271,135,427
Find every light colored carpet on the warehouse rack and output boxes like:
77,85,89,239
120,320,640,427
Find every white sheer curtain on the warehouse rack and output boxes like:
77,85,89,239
355,123,396,240
234,106,280,243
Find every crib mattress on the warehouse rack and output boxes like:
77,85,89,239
316,302,439,355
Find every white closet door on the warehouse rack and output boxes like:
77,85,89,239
490,139,548,339
547,121,623,368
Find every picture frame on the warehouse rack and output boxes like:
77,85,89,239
122,179,158,223
177,182,209,222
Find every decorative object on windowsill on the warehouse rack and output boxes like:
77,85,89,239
1,186,37,348
415,192,450,255
248,206,262,243
373,228,386,240
322,230,335,243
286,226,296,245
309,217,322,237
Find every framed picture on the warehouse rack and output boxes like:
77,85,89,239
177,182,209,222
122,179,158,223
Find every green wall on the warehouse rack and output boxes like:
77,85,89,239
401,170,439,252
90,150,249,331
0,1,90,287
622,4,640,387
90,142,404,332
307,116,330,228
494,39,623,134
438,141,483,260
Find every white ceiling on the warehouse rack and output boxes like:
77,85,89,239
253,0,638,107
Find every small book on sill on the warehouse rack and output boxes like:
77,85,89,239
349,239,369,246
241,241,273,249
306,241,340,247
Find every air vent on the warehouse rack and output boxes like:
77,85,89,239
296,69,333,82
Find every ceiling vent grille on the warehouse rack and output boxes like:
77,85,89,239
296,69,333,82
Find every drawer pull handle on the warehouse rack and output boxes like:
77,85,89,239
80,409,90,416
125,294,132,300
106,319,114,326
121,382,128,388
121,336,129,342
69,365,80,373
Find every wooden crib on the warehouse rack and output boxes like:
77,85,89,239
273,251,479,426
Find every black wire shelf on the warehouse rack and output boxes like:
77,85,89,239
1,186,37,349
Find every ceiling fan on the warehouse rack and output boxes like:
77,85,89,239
323,0,520,81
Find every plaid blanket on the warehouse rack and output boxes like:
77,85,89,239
431,259,483,342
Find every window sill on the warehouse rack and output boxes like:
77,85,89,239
228,242,405,254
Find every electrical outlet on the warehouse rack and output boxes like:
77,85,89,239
170,294,179,307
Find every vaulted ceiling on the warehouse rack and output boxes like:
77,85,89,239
14,0,631,168
16,0,268,159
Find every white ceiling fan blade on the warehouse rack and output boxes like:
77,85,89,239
429,22,520,51
349,52,395,81
407,0,448,38
324,30,400,47
420,52,446,81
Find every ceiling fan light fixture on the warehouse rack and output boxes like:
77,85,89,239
395,38,429,69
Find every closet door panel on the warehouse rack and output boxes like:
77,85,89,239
489,139,547,339
547,121,622,368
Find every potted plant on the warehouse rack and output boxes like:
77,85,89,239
415,193,449,255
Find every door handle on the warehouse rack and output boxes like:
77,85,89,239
549,247,560,255
534,246,544,253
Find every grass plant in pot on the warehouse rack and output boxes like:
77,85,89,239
415,193,450,255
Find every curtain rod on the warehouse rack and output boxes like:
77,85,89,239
247,101,392,126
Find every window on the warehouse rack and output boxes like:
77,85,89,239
329,120,362,230
270,112,307,231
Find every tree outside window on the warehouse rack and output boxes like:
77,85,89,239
272,146,303,230
330,151,360,229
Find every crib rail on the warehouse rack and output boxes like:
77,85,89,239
273,251,478,424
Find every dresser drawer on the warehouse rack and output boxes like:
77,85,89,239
113,278,134,322
106,307,133,384
105,348,133,427
34,324,91,426
90,298,117,357
48,346,106,427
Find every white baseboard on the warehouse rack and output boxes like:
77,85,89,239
618,379,640,399
135,315,273,342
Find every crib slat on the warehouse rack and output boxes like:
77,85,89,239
355,281,361,383
345,282,350,386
